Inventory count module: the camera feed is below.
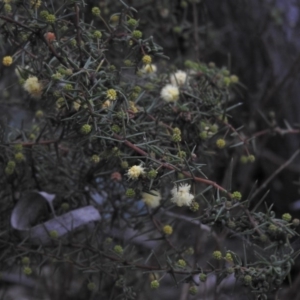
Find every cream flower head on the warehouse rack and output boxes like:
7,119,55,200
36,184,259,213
170,70,188,87
23,76,43,98
141,64,157,74
142,190,161,208
102,100,111,109
127,164,145,180
160,84,179,102
170,183,194,207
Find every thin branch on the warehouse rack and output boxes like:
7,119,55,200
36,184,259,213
251,149,300,199
114,133,229,194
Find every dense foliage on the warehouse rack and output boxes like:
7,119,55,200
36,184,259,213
0,1,299,299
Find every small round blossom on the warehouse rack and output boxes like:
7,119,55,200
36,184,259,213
244,275,252,285
14,144,23,152
45,32,56,43
35,110,44,118
110,14,119,23
56,97,64,109
40,10,49,19
15,152,25,162
3,56,13,66
126,188,136,197
199,273,207,282
120,160,129,169
240,155,248,164
64,84,73,90
142,55,152,65
199,131,208,140
150,280,159,289
127,165,145,180
141,64,157,74
231,191,242,201
293,218,300,226
21,257,30,265
216,138,226,149
210,124,219,133
163,225,173,235
189,286,197,296
7,161,16,169
49,230,58,238
170,183,194,207
46,14,56,24
223,77,231,86
173,127,181,135
102,100,111,109
132,30,142,39
142,190,161,208
105,237,112,245
80,124,92,135
160,84,180,102
30,0,41,8
184,247,194,256
114,245,123,255
268,224,277,233
248,154,255,163
133,86,142,93
171,133,181,142
92,7,101,16
29,133,36,141
230,75,239,83
127,18,138,27
189,201,199,212
129,101,138,113
23,267,32,275
282,213,292,222
212,250,222,260
177,259,186,267
91,155,100,163
23,76,43,98
147,169,158,179
170,70,188,87
51,72,63,81
106,89,117,100
4,4,12,12
111,124,121,133
93,30,102,39
5,166,14,175
260,234,268,242
225,253,233,262
177,151,186,159
73,100,81,111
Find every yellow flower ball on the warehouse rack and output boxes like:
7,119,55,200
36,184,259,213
23,76,43,98
163,225,173,235
142,55,152,65
2,56,13,66
15,152,25,163
106,89,117,100
216,138,226,149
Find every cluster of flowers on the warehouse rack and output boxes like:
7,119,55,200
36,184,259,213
160,70,189,102
126,164,194,208
137,57,188,103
